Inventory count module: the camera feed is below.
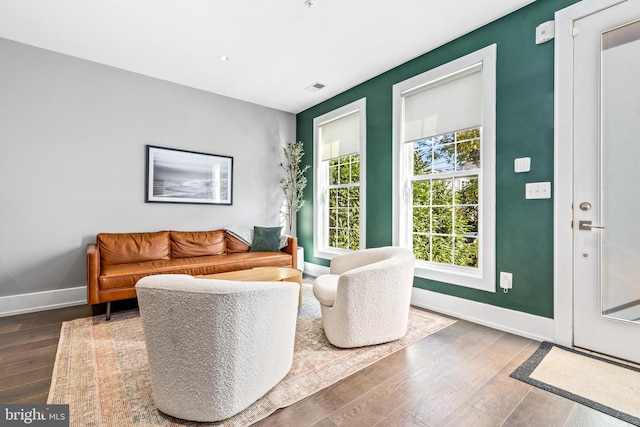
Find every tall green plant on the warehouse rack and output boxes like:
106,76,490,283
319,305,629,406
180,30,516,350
280,141,310,236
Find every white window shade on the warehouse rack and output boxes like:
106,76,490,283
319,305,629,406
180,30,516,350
403,64,482,142
320,111,360,161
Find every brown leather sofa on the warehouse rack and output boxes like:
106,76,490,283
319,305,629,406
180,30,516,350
87,229,297,319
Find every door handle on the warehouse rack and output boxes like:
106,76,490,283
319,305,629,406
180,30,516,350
579,220,605,230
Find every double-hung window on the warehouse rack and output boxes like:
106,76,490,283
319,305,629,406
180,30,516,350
314,98,366,260
393,45,496,291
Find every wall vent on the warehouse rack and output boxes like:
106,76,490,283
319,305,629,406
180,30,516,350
305,82,327,93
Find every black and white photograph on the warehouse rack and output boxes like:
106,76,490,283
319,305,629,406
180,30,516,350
146,145,233,205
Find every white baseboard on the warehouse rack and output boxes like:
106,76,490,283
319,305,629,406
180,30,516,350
303,262,329,277
304,262,555,342
411,287,555,342
0,287,87,318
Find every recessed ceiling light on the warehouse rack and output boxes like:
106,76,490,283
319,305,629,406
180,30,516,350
219,55,230,62
305,82,327,93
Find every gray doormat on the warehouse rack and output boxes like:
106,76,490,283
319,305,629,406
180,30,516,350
511,341,640,426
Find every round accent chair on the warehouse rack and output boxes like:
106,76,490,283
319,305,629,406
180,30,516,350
135,274,298,422
313,247,416,348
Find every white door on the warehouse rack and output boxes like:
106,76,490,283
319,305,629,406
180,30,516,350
573,0,640,363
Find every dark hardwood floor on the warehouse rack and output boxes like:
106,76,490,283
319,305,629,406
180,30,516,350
0,302,632,426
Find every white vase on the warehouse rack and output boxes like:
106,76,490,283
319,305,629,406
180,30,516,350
297,247,305,273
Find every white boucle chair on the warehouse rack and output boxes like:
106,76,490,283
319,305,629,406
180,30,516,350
313,247,415,348
135,274,298,422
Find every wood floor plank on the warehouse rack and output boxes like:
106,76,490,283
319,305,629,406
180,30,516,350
0,378,52,404
375,409,429,427
0,310,53,327
310,418,338,427
0,323,21,334
502,388,575,427
257,320,483,427
0,338,59,365
20,392,50,405
441,403,502,427
401,332,532,426
466,340,537,420
0,365,54,392
0,353,56,380
0,323,62,350
0,305,90,330
253,345,417,427
326,324,506,426
257,397,343,427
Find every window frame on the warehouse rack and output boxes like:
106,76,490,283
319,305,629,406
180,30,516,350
313,98,367,260
392,45,496,292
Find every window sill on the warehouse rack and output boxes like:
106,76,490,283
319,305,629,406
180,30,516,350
414,263,495,293
314,247,353,262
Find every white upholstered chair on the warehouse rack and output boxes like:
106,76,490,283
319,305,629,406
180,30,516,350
135,274,298,422
313,247,416,348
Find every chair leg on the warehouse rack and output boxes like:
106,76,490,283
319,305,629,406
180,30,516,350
105,301,111,321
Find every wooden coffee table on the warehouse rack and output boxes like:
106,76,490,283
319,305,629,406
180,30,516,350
198,266,303,308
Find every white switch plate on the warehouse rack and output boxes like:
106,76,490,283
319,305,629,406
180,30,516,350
525,182,551,199
500,272,513,290
514,157,531,173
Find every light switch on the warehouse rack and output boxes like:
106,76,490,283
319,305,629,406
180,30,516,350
526,182,551,199
514,157,531,173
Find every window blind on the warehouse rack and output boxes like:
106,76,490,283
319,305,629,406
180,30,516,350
319,111,360,161
403,63,482,142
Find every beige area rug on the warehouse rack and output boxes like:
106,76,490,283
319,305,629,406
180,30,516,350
511,342,640,426
48,284,456,426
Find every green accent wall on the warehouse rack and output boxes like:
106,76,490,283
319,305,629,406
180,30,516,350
296,0,579,319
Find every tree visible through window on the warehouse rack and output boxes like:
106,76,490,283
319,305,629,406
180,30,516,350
411,128,480,267
313,98,366,259
328,154,360,250
393,44,495,291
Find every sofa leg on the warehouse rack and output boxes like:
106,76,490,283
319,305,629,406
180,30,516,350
106,302,111,321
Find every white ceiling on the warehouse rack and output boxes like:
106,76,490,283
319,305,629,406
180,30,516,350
0,0,535,114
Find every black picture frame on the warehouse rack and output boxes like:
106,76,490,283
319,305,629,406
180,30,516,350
145,145,233,205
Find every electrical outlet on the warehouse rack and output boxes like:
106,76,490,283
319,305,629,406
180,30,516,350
500,272,513,290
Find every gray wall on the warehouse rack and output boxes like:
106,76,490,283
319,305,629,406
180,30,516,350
0,38,295,298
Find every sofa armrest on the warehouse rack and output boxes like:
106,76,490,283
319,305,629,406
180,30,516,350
283,236,298,270
87,243,101,305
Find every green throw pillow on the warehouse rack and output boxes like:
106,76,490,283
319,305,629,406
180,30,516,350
250,226,282,252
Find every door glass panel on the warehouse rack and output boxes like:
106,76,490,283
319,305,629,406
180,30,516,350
601,20,640,323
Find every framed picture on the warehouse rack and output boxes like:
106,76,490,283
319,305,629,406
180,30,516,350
146,145,233,205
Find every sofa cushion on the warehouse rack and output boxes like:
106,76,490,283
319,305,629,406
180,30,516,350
250,226,282,252
226,234,251,253
210,252,292,273
98,231,170,266
98,252,293,290
170,230,226,258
